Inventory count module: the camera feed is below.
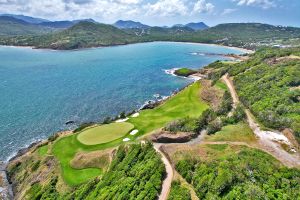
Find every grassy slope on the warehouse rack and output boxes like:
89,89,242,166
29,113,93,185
207,122,257,144
77,122,134,145
52,81,208,186
38,145,48,156
214,80,228,91
129,82,209,136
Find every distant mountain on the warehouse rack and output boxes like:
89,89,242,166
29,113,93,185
200,23,300,41
0,14,97,29
114,20,150,29
173,22,209,30
185,22,209,30
38,19,96,29
0,16,56,36
0,14,49,24
21,22,138,49
1,20,300,50
172,24,185,28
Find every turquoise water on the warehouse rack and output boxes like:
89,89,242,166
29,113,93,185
0,42,242,160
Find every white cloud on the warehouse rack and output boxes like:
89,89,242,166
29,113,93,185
233,0,276,9
193,0,214,14
144,0,189,17
0,0,215,22
221,8,237,15
116,0,142,5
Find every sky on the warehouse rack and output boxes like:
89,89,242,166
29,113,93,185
0,0,299,27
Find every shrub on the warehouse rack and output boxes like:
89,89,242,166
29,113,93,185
195,109,217,133
31,160,41,172
168,181,191,200
102,117,112,124
207,118,223,135
164,117,197,133
216,91,233,116
119,111,126,119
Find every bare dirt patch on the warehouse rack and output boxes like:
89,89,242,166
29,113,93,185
200,79,224,110
70,148,115,170
150,131,196,143
265,55,300,65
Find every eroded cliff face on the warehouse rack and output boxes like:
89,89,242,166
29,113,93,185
5,141,69,200
0,162,13,200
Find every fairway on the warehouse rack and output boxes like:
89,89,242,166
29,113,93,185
129,82,209,135
52,82,209,186
77,122,134,145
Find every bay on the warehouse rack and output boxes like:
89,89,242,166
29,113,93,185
0,42,243,160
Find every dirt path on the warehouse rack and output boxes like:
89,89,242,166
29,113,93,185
154,143,174,200
222,74,300,168
221,74,239,108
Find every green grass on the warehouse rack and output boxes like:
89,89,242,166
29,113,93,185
128,82,209,136
207,122,257,143
77,122,134,145
206,144,229,151
174,68,196,77
38,145,48,156
52,82,209,186
214,80,228,91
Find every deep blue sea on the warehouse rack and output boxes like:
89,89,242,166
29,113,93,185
0,42,243,160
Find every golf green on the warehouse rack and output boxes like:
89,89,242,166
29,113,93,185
77,122,134,145
51,82,209,186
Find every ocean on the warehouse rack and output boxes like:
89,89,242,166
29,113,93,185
0,42,243,160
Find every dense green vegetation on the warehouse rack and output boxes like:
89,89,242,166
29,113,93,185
1,21,300,49
176,145,300,199
206,47,300,140
168,181,191,200
162,85,246,135
174,68,197,77
24,143,165,200
194,23,300,49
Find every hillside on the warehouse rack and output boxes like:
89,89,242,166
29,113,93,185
0,16,56,36
196,23,300,48
205,47,300,141
1,21,300,50
1,22,138,50
185,22,209,30
113,20,150,29
0,14,50,24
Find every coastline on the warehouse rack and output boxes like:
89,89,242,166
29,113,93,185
0,41,255,54
173,41,255,54
3,73,199,164
1,41,247,163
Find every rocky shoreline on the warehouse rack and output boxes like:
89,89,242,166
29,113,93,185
1,70,203,199
0,162,13,200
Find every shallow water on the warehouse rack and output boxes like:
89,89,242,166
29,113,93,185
0,42,242,160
